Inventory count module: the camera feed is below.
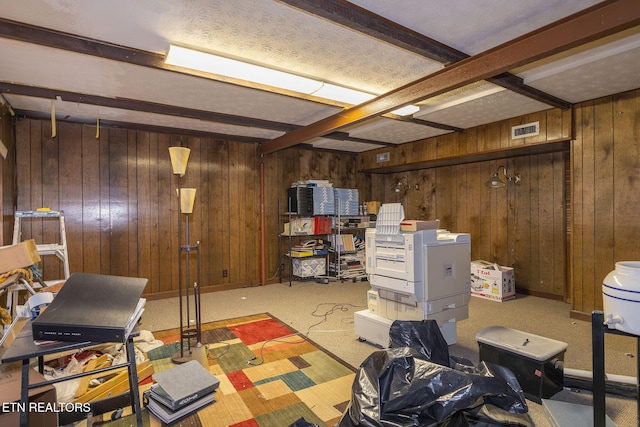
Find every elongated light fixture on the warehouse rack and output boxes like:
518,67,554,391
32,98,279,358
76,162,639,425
166,45,322,94
165,44,419,116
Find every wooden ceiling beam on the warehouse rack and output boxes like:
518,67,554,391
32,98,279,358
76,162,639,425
399,117,464,133
13,109,268,143
259,0,640,155
0,18,165,67
1,81,391,148
277,0,571,109
278,0,466,64
326,131,395,146
0,81,297,132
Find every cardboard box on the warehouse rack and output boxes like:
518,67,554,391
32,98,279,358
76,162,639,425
470,260,515,302
282,218,314,236
0,366,58,427
0,240,41,274
399,219,440,232
364,201,381,215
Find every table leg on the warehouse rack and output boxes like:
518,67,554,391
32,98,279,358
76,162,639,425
126,337,142,426
20,358,29,427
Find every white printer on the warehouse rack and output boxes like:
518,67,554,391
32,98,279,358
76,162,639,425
355,203,471,346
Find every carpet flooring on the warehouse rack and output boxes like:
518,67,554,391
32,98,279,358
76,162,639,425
90,313,356,427
138,280,639,427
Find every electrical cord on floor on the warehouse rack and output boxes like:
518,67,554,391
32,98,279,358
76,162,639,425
168,339,231,361
166,302,367,365
247,302,365,366
208,341,231,360
307,302,363,332
266,264,282,282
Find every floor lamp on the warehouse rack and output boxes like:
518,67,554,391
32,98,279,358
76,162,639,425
169,147,204,364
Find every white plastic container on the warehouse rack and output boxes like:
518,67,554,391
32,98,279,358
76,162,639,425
602,261,640,336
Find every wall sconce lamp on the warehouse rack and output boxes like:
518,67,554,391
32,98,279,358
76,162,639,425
485,166,521,188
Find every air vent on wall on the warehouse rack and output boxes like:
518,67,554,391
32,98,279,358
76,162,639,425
511,121,540,139
376,152,390,163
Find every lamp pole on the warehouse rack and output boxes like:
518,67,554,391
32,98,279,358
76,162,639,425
168,147,202,364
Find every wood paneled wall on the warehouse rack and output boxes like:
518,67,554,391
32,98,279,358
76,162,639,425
358,109,571,171
1,105,15,244
357,109,570,300
12,118,358,298
571,89,640,317
357,92,640,315
361,151,568,300
14,119,265,297
9,88,640,315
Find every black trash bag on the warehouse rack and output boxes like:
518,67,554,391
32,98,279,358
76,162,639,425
388,320,450,366
338,347,532,427
448,355,478,374
289,417,319,427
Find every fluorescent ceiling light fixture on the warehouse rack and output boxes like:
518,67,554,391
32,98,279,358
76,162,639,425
390,105,420,116
166,44,323,94
165,44,418,116
311,84,419,115
312,82,374,105
415,85,504,117
521,31,640,84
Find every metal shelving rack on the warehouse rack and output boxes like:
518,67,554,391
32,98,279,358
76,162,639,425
278,198,330,286
329,201,369,282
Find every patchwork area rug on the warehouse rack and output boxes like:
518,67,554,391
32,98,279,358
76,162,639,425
91,313,356,426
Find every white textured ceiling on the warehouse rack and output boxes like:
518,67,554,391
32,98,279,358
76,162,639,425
0,0,638,153
347,0,603,55
414,83,552,130
343,118,451,144
516,30,640,103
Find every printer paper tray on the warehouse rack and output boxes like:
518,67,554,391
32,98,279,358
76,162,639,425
370,275,416,295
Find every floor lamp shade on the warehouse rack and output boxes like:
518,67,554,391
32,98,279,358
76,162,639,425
179,188,197,214
169,146,191,176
